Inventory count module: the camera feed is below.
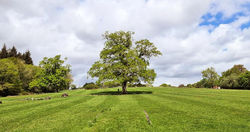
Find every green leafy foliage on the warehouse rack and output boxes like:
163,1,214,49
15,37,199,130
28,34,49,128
192,67,219,88
88,31,162,93
0,58,38,96
193,65,250,89
238,71,250,89
186,84,193,88
159,83,171,87
29,55,72,93
221,64,246,77
201,67,219,88
220,65,247,89
83,82,99,89
103,81,120,88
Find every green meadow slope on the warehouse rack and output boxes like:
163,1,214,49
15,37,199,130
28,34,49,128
0,87,250,132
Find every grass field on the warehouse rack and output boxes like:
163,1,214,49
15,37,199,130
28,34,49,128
0,87,250,132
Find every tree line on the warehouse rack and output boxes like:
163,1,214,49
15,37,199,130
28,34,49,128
0,44,33,65
0,45,72,96
187,65,250,89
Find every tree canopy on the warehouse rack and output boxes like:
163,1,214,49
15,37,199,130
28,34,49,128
192,65,250,89
220,65,247,89
88,31,162,93
201,67,219,88
29,55,72,93
0,58,39,96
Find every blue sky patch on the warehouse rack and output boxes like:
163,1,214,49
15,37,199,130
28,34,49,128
241,21,250,30
199,12,245,27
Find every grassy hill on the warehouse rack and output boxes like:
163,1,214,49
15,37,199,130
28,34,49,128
0,87,250,132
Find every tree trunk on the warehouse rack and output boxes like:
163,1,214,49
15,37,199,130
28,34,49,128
122,81,127,94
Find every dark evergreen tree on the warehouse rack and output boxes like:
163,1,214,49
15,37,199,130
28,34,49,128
0,44,8,59
17,52,22,59
0,44,34,65
9,46,18,57
23,50,33,65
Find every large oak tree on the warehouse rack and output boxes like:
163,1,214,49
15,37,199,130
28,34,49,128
88,31,162,94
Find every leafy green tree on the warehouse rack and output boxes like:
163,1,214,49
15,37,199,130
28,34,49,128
0,58,39,96
221,65,247,77
220,74,240,89
0,44,8,59
15,59,41,92
88,31,162,94
220,65,247,89
238,71,250,89
201,67,219,88
0,58,22,96
29,55,72,93
186,84,193,88
193,79,207,88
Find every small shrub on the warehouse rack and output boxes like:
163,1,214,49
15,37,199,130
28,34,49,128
159,83,171,87
83,82,99,89
178,84,185,88
70,84,77,90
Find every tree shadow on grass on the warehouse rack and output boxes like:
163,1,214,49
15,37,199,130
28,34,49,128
90,91,153,95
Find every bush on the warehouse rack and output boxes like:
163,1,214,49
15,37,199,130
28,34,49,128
71,84,77,90
178,84,185,88
159,83,171,87
0,83,21,96
83,82,99,89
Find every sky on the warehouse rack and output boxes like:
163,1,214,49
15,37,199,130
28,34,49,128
0,0,250,86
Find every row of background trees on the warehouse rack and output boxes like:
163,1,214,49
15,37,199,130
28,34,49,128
187,65,250,89
160,65,250,90
0,45,72,96
0,44,33,65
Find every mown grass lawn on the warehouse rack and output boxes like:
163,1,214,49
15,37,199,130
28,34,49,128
0,87,250,132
